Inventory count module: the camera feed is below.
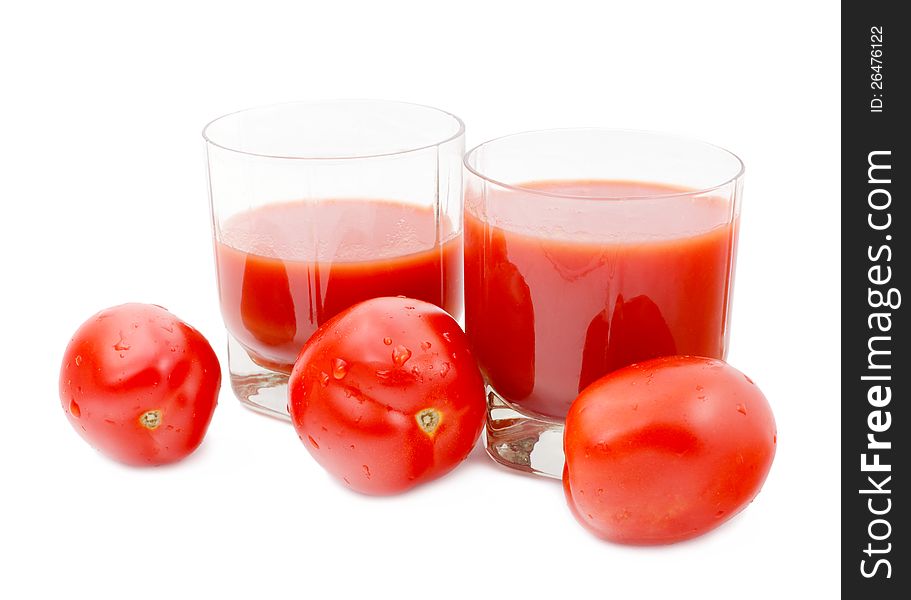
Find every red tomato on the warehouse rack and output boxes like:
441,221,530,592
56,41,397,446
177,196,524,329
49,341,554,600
288,297,486,495
563,356,776,544
59,304,221,466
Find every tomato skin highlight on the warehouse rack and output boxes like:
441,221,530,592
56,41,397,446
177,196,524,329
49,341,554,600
288,297,486,495
562,356,776,545
59,304,221,466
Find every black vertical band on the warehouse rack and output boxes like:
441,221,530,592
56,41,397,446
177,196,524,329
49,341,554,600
842,2,907,596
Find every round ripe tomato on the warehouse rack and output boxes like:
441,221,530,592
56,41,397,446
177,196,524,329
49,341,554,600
59,304,221,466
288,297,486,495
563,356,776,544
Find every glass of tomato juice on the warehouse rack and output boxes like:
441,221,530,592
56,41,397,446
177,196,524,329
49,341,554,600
463,129,744,477
204,101,465,418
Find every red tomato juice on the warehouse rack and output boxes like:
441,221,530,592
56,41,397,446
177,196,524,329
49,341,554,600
464,180,738,419
215,199,462,372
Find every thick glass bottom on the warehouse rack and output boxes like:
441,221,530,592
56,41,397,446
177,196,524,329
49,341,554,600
484,388,565,479
227,334,291,420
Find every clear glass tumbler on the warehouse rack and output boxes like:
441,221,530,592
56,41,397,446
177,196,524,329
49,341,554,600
463,129,744,477
204,100,465,418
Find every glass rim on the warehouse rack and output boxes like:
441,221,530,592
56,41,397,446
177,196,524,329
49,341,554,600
463,127,745,201
202,99,466,161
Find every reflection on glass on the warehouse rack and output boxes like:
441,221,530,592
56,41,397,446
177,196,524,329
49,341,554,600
579,294,676,393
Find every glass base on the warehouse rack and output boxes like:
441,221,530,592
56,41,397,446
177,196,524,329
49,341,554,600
484,388,565,479
227,334,291,420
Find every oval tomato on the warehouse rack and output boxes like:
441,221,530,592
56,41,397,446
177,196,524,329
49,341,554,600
59,303,221,466
288,297,486,495
563,355,776,544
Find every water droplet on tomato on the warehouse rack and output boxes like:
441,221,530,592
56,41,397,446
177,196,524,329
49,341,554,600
744,374,754,385
439,362,451,377
376,369,391,380
715,510,726,518
442,332,451,343
113,332,130,352
736,404,747,415
332,358,348,380
74,355,83,367
69,400,81,418
411,365,421,376
695,384,704,392
318,372,330,386
307,435,319,449
383,337,393,346
420,341,432,350
362,465,371,478
392,345,412,367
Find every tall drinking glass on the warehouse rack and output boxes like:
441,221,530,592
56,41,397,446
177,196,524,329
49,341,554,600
204,101,465,418
463,129,744,477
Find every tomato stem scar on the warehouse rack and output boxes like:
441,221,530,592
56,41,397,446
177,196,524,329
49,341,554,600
416,408,442,436
139,409,163,430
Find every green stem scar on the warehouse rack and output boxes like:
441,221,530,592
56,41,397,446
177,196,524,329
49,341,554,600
416,408,442,436
139,409,163,430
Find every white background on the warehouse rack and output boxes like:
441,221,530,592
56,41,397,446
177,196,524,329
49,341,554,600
0,1,840,598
